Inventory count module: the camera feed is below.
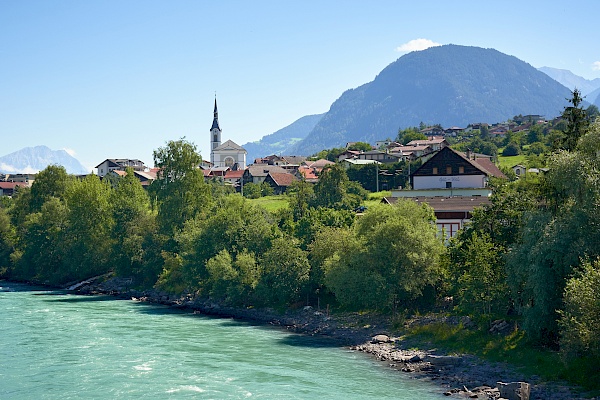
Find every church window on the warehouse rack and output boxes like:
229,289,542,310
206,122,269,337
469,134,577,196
214,134,218,142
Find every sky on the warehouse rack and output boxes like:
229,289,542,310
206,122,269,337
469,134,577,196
1,1,600,171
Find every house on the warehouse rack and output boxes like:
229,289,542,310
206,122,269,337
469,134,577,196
420,126,445,136
410,146,506,190
388,145,433,159
243,165,289,185
223,170,245,187
512,164,527,177
444,126,464,136
489,126,508,136
382,196,491,239
296,166,319,183
337,150,361,162
342,159,381,169
264,172,299,194
0,181,28,197
355,150,405,164
96,159,146,178
303,159,335,173
405,137,448,152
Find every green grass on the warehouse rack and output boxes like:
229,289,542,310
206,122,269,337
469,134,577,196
498,154,527,169
364,191,391,209
247,195,289,212
405,322,600,394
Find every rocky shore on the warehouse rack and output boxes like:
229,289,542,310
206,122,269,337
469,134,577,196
74,277,594,400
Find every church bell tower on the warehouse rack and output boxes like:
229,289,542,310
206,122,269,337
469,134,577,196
210,97,222,165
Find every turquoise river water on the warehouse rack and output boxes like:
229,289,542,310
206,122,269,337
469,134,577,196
0,281,443,399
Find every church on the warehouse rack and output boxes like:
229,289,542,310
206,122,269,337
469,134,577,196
209,98,247,170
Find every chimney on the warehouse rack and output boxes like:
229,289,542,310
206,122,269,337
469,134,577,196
466,148,472,160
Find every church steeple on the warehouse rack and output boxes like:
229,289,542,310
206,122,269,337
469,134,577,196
210,96,222,164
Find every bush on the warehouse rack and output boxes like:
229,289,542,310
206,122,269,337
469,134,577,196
559,257,600,360
502,142,521,156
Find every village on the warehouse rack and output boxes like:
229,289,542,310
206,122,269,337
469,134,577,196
0,99,551,241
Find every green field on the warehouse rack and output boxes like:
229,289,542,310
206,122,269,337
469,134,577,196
247,195,289,212
498,154,527,169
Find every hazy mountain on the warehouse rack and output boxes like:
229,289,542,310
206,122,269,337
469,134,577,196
538,66,600,97
0,146,89,175
587,86,600,106
287,45,574,156
242,113,324,162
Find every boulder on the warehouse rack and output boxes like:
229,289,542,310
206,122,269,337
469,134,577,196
371,334,391,343
497,381,530,400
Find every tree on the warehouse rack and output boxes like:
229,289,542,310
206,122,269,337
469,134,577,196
397,127,427,145
347,142,372,152
311,164,353,210
0,206,15,277
29,165,71,212
254,237,310,307
506,120,600,345
110,167,158,285
324,202,444,311
61,175,115,282
502,141,521,156
559,89,589,151
149,139,212,236
287,180,314,221
445,232,507,316
559,257,600,362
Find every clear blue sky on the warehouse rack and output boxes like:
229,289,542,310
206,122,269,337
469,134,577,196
1,0,599,171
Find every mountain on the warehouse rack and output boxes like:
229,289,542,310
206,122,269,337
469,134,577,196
287,45,574,156
242,113,324,162
0,146,89,175
538,66,600,97
587,86,600,107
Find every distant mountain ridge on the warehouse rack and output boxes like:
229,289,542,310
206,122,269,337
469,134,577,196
286,45,574,156
242,113,323,161
538,66,600,99
0,146,89,175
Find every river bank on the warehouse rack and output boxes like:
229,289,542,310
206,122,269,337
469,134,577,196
68,277,595,399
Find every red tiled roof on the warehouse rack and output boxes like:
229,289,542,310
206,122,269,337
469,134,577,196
224,170,244,179
268,172,298,187
298,166,318,180
0,182,27,189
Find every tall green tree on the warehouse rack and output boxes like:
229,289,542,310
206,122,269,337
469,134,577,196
149,139,212,236
559,89,589,151
324,202,444,311
29,165,71,212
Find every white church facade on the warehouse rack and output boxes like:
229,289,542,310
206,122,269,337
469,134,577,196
209,99,247,170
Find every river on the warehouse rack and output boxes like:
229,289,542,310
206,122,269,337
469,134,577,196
0,281,443,399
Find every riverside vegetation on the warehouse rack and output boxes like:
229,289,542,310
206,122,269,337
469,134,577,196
1,92,599,395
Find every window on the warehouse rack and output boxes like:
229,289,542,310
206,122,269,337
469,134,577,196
446,166,452,174
446,181,452,188
432,167,438,174
459,166,464,174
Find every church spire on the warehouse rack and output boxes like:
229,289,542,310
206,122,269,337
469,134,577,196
211,97,221,131
210,96,222,164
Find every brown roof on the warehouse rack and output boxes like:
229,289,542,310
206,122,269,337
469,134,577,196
267,172,298,187
0,182,27,189
471,158,506,179
306,159,335,169
224,170,244,179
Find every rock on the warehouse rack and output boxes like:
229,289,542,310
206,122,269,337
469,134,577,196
371,334,391,343
424,355,463,366
497,381,530,400
408,354,422,363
